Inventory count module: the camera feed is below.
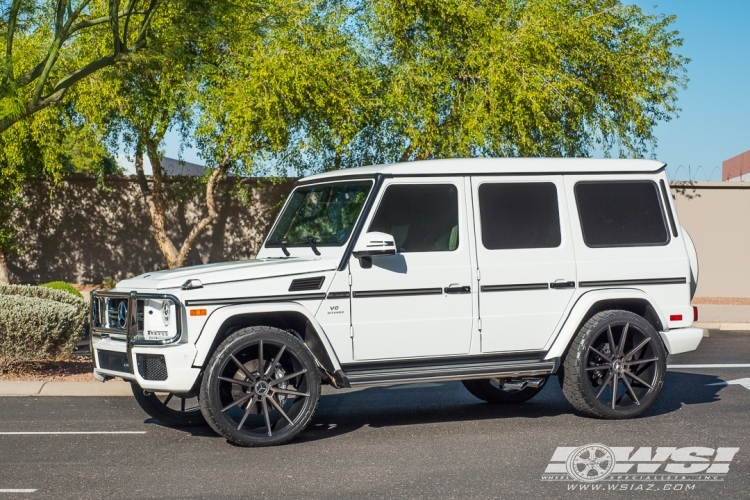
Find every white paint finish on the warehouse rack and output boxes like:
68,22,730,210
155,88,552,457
471,176,577,352
706,378,750,390
673,364,750,368
659,327,703,355
350,177,474,360
303,157,664,183
314,269,354,363
0,489,36,493
0,431,145,435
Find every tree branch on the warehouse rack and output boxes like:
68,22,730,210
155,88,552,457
4,0,22,84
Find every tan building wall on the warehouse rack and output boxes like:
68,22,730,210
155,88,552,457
672,182,750,299
6,177,750,301
6,175,295,284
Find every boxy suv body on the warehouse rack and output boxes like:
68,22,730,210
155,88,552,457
91,158,703,446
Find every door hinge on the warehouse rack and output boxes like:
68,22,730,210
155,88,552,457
348,274,352,286
478,318,482,331
476,268,481,281
349,325,354,338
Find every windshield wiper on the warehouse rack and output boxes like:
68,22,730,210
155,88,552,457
268,237,290,257
303,236,321,256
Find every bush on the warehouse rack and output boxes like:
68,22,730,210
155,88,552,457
0,285,88,372
41,281,84,299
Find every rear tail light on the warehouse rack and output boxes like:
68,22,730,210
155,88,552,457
693,306,698,322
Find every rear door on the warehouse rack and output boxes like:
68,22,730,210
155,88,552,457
472,176,577,352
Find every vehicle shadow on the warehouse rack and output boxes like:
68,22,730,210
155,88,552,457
143,371,727,443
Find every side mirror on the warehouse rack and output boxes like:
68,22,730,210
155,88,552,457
353,232,397,258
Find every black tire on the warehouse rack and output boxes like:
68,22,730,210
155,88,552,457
131,384,206,427
200,326,321,447
561,310,667,419
462,376,548,404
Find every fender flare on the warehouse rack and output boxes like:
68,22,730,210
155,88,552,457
192,302,342,373
544,288,668,360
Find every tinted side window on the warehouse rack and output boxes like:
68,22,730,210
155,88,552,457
478,182,561,250
575,181,669,247
369,184,459,252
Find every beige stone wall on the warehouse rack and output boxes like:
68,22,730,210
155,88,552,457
672,182,750,299
6,175,295,284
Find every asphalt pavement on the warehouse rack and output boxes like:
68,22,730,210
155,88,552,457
1,331,749,499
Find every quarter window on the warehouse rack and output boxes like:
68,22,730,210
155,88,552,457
368,184,459,252
478,182,561,250
575,181,669,247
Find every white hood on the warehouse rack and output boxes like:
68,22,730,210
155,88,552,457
116,258,338,290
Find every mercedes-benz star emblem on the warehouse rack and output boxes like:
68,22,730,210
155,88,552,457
117,302,128,329
566,444,616,482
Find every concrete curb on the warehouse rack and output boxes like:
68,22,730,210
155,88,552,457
0,381,132,397
694,322,750,332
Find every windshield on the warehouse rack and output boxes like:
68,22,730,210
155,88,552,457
266,181,373,247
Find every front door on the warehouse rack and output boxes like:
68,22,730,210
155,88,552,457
350,178,474,360
472,176,577,353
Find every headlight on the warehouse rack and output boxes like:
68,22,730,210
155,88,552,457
161,300,171,326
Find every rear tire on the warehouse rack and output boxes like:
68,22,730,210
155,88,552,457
462,377,548,404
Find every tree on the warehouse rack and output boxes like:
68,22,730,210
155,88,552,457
322,0,689,165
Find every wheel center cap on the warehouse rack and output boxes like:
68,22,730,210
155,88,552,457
612,359,624,373
255,380,270,396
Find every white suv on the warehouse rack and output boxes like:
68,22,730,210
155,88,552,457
90,158,703,446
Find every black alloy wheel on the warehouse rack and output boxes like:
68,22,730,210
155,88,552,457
562,310,667,419
131,384,206,427
200,326,321,447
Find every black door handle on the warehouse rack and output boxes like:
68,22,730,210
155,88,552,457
550,281,576,289
444,285,471,294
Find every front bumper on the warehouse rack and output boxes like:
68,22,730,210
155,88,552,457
92,338,202,392
659,327,704,355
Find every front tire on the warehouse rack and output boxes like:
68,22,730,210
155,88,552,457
200,326,321,447
131,384,206,427
462,377,548,404
561,310,667,419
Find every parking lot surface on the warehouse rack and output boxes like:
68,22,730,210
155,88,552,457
1,331,749,499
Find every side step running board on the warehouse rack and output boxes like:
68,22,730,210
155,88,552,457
336,356,558,388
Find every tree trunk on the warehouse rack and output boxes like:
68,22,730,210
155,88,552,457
0,247,10,285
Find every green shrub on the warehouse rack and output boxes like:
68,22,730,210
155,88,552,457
41,281,83,299
0,285,88,372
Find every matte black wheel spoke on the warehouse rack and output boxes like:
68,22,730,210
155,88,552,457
219,376,253,388
264,345,286,379
611,373,619,409
163,394,173,406
618,323,630,357
272,387,310,398
621,375,641,406
585,364,611,371
595,372,614,399
624,338,651,360
270,369,308,386
180,398,186,412
624,369,654,390
237,395,258,431
625,357,658,366
267,396,294,426
606,326,617,356
222,392,253,413
589,347,612,363
258,340,264,377
261,397,272,437
230,355,257,382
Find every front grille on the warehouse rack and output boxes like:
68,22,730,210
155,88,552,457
97,350,132,373
136,354,168,381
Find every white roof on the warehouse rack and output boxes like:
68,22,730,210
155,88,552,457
302,157,665,182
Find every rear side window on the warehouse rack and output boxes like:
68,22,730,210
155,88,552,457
575,181,669,247
478,182,561,250
369,184,459,252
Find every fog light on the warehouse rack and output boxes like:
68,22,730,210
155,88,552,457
670,314,683,321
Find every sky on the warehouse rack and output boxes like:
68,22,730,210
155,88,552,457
144,0,749,182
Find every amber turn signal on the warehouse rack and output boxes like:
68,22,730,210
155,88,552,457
190,309,207,316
